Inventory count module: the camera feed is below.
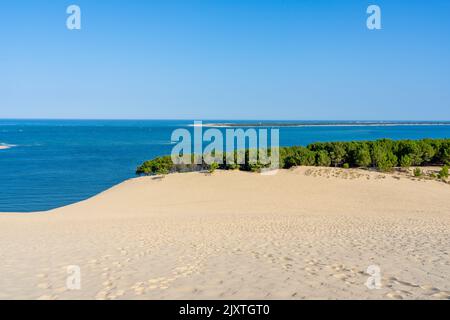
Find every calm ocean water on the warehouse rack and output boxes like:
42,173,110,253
1,119,450,212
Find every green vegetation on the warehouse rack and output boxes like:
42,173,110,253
414,168,422,177
354,145,372,168
136,138,450,176
209,162,219,173
371,140,398,172
438,165,449,179
400,155,412,168
136,156,172,176
315,150,331,167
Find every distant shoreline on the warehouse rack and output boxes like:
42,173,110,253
1,118,450,123
0,145,11,150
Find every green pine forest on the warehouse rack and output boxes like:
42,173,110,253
137,138,450,179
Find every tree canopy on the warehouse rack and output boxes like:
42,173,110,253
137,138,450,175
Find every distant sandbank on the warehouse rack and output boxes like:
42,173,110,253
193,121,450,128
1,167,449,300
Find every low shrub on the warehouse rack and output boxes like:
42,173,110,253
438,165,449,179
209,162,219,173
414,168,422,177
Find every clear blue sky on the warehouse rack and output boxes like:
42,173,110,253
1,0,449,120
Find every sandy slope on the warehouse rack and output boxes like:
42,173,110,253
0,167,449,300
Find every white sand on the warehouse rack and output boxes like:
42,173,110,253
0,167,449,300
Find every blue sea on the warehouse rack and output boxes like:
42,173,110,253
1,119,450,212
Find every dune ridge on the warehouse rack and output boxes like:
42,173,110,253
0,167,449,300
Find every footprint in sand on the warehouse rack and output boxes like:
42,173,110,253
131,282,147,295
114,290,125,297
333,274,348,281
386,292,404,300
103,280,113,287
37,283,52,289
54,287,68,294
431,291,450,299
420,284,439,292
37,295,58,300
95,290,110,300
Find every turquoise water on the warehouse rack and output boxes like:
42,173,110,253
1,119,450,212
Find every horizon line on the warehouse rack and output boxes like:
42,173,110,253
1,118,450,122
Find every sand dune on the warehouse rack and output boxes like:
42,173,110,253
0,167,449,300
